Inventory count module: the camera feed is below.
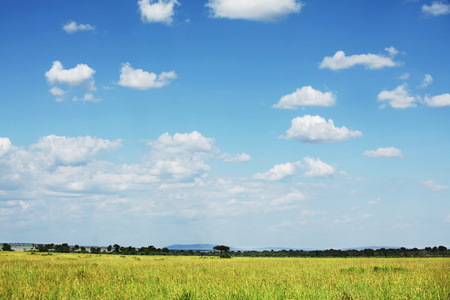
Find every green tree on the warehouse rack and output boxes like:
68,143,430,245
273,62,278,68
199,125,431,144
113,244,121,253
1,243,13,251
213,245,230,254
214,245,231,258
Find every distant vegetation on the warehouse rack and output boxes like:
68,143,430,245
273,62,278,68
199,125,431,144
2,242,449,258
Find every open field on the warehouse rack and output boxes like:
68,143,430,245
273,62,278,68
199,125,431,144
1,252,449,299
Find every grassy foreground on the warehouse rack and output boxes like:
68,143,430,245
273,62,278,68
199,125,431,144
1,252,448,299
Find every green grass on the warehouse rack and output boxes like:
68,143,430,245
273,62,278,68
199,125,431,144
1,252,449,299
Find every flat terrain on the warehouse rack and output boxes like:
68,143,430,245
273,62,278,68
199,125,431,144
1,252,448,299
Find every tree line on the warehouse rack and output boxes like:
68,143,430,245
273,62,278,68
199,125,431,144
1,243,448,258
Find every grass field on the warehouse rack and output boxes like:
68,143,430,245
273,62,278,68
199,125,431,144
1,252,448,299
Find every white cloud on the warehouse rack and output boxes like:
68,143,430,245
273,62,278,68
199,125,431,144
118,63,176,90
424,93,450,107
273,86,336,109
377,84,417,109
363,147,404,158
206,0,303,21
138,0,179,25
420,74,433,88
270,191,306,206
319,48,399,70
384,46,399,57
302,157,337,178
281,115,362,144
72,93,102,103
398,73,410,80
254,161,301,181
146,131,217,181
0,137,12,156
147,131,216,156
62,21,95,33
0,133,220,197
45,61,97,102
31,135,122,165
369,197,381,205
220,153,251,163
46,61,95,88
49,86,65,99
422,180,449,192
422,1,450,16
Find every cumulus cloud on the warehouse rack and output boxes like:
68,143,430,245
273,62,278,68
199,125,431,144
420,74,433,88
31,135,122,166
273,86,336,109
302,157,337,178
254,161,301,181
423,93,450,107
281,115,362,144
147,131,216,156
0,133,220,197
146,131,217,181
45,61,96,102
0,137,12,157
118,63,176,90
46,61,95,88
319,48,400,70
138,0,179,25
62,21,95,33
377,84,417,109
363,147,404,158
206,0,303,21
422,1,450,16
422,180,449,192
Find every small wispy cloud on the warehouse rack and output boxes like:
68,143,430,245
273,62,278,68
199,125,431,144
363,147,404,158
422,180,449,192
422,1,450,16
62,21,95,33
419,74,433,88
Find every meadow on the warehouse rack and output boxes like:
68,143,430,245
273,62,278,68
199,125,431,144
0,252,448,299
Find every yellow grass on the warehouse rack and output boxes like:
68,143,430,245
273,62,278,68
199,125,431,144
1,252,449,299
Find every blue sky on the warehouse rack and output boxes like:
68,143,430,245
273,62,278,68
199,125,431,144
1,0,449,249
